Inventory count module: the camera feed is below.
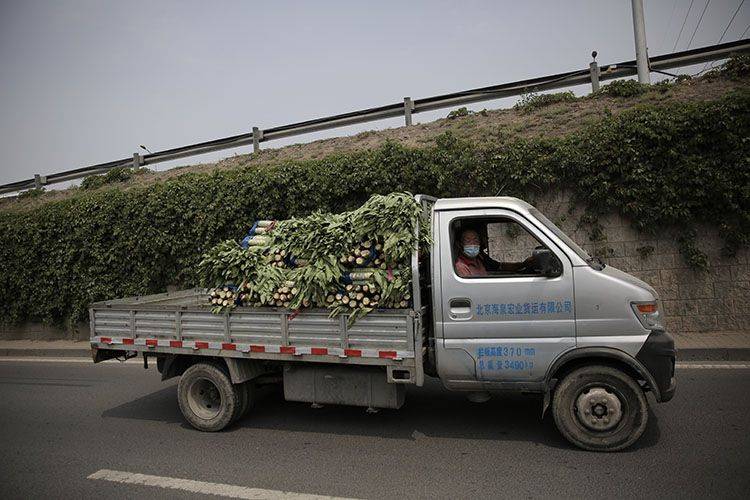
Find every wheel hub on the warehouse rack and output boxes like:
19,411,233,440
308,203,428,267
187,377,222,420
575,387,622,432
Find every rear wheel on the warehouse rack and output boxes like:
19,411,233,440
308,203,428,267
178,361,240,432
233,381,255,423
552,365,648,452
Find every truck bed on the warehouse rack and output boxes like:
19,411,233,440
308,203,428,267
90,288,425,385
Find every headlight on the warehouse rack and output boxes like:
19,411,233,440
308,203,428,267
631,301,663,330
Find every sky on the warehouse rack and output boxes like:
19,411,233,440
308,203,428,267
0,0,748,187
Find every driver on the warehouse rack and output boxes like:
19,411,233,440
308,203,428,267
455,229,489,277
455,228,535,278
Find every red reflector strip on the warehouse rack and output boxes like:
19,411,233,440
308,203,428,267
104,336,408,361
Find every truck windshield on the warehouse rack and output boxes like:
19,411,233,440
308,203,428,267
528,207,591,263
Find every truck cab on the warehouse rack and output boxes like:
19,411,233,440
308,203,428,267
426,196,675,450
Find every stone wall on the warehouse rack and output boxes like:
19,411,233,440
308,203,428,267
0,321,89,341
529,192,749,336
4,191,747,341
486,220,539,263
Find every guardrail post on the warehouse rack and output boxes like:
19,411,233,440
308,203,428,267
404,97,414,126
33,174,43,189
132,152,142,169
252,127,263,153
589,61,600,93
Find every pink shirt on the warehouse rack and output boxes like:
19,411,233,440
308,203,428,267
455,255,488,277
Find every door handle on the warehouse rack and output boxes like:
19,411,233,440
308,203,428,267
449,298,472,319
450,298,471,309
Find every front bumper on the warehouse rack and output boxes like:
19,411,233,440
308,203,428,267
636,329,676,402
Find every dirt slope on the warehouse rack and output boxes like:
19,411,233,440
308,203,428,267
2,73,746,212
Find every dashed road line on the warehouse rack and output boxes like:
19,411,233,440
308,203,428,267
87,469,355,499
676,362,750,369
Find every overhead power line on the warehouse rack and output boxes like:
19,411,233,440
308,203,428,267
699,0,746,73
717,0,746,43
687,0,712,49
673,0,696,52
660,0,681,51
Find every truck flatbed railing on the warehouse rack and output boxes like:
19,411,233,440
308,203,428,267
90,288,425,384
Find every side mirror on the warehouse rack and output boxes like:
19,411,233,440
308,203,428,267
532,247,562,278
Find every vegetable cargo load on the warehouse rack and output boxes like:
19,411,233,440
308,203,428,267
199,192,430,323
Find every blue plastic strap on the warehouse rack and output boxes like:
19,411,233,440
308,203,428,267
361,241,378,267
240,221,260,249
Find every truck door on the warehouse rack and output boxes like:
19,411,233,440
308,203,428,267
436,209,575,383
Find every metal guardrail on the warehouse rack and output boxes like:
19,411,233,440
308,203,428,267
2,38,748,195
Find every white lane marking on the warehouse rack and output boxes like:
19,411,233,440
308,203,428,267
87,469,355,499
0,357,141,364
676,363,750,369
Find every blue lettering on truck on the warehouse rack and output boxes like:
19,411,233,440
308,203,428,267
475,299,571,317
477,345,536,371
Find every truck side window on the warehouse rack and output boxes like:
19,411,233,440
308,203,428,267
452,217,557,278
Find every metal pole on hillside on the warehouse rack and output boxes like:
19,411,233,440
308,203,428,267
631,0,651,83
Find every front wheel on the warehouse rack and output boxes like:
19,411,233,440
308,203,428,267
552,365,648,452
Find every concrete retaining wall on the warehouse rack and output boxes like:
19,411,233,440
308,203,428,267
1,321,89,341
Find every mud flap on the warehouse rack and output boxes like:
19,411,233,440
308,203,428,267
541,386,551,418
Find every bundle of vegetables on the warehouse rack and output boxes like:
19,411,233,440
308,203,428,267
208,286,237,307
198,192,429,323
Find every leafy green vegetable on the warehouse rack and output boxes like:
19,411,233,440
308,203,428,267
198,192,429,324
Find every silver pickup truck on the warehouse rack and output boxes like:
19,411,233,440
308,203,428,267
91,195,675,451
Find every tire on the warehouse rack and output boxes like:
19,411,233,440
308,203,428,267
233,382,247,424
242,382,256,415
233,382,255,423
552,365,648,452
177,361,240,432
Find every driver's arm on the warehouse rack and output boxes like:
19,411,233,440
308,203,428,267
490,255,535,273
481,253,502,272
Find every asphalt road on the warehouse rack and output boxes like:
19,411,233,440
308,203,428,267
0,359,748,499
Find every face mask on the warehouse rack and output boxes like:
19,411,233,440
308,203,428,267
463,245,480,258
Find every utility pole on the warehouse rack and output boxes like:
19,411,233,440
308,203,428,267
631,0,650,84
589,51,600,92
